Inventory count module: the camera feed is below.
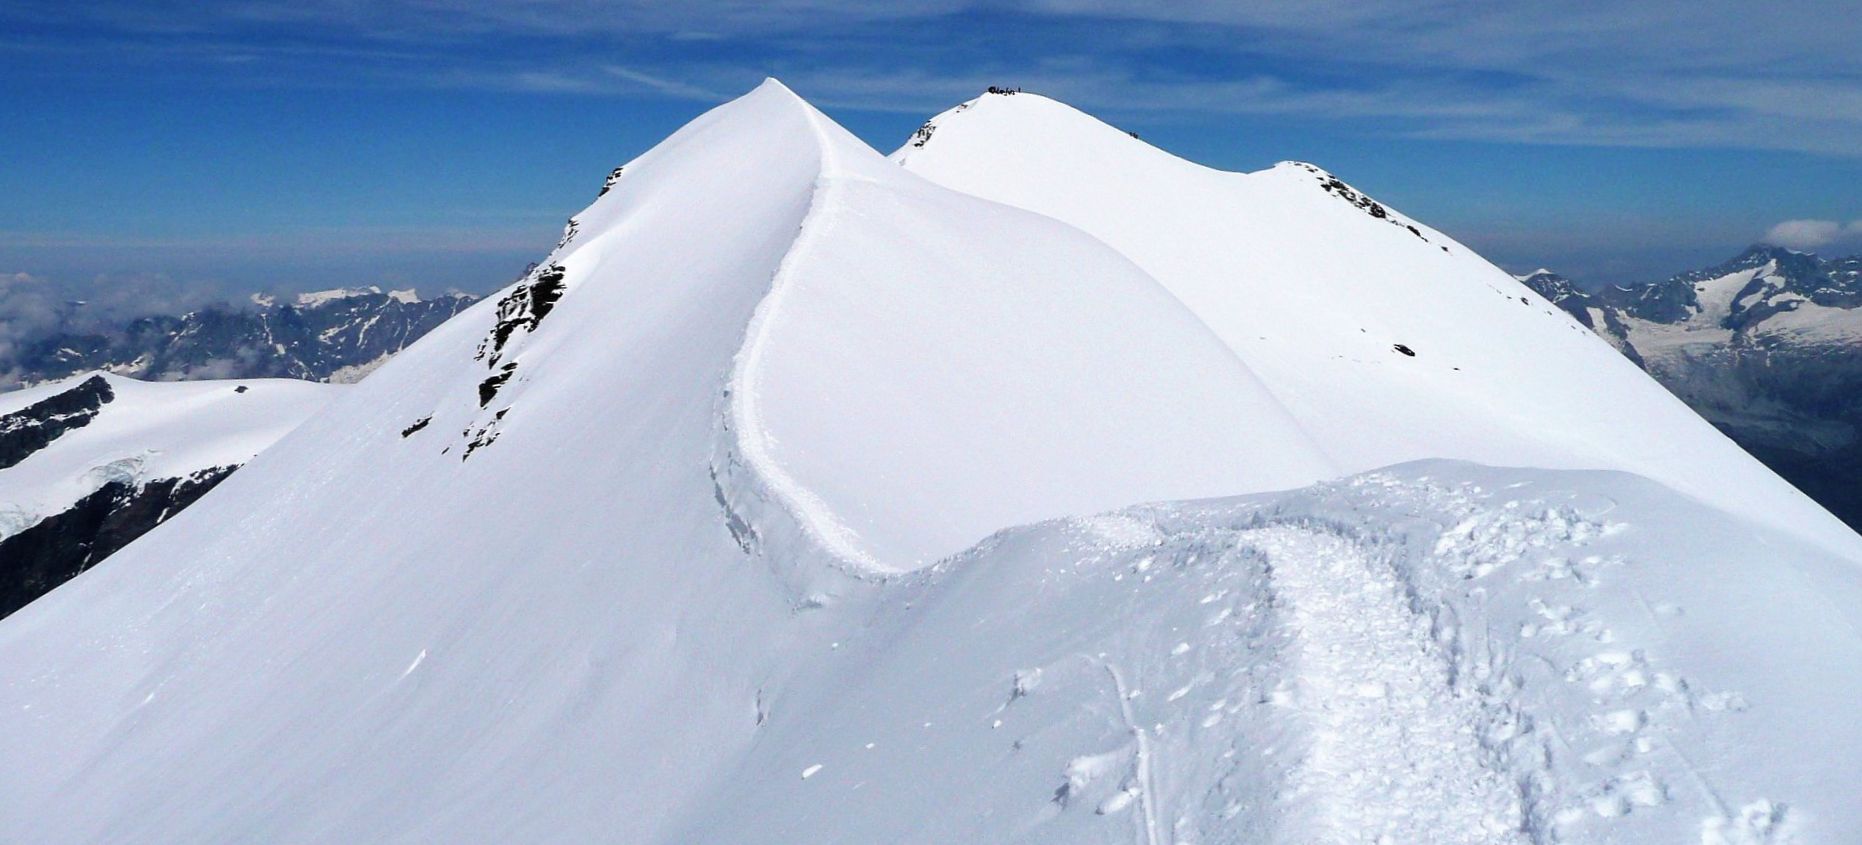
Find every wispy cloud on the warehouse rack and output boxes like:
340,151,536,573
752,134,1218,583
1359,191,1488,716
6,1,1855,156
1763,219,1862,250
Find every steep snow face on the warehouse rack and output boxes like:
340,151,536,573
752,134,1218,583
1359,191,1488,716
894,92,1859,558
0,80,843,843
2,80,1861,845
730,96,1330,570
0,372,336,541
0,80,1327,842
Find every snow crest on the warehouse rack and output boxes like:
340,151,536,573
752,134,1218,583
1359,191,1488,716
723,85,1330,574
1,83,1856,844
727,86,878,572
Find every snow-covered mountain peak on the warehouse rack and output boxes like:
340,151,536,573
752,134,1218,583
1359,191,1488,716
895,94,1858,559
5,84,1862,843
296,286,383,307
895,89,1220,184
0,80,1338,838
429,80,1333,573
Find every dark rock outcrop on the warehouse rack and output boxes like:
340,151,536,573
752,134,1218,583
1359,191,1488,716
0,375,114,470
0,465,235,619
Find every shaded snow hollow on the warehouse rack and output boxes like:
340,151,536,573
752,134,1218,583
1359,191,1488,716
0,80,1858,843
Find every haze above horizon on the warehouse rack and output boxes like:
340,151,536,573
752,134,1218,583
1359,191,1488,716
2,0,1858,306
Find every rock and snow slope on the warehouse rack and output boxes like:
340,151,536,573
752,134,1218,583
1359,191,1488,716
0,82,1859,843
1,286,477,389
0,372,335,617
1520,249,1862,533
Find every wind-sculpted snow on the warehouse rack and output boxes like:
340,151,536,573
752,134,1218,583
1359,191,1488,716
728,87,1330,570
1,82,1859,843
0,80,1317,839
671,462,1861,843
895,91,1860,561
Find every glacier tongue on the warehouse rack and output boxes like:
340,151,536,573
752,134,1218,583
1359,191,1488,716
0,372,337,544
1,81,1860,844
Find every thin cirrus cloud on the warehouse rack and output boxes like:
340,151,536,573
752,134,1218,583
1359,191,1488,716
3,0,1859,298
4,0,1860,156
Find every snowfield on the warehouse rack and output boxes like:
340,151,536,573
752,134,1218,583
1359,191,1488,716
894,92,1856,560
677,462,1861,844
0,372,337,541
0,81,1858,843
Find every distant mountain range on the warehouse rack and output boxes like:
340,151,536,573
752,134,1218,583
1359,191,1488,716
0,286,480,389
0,286,472,616
4,82,1858,843
1520,246,1862,529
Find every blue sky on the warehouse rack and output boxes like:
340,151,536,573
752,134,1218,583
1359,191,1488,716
2,0,1859,307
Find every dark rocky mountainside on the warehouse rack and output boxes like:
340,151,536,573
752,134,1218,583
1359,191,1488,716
1,287,479,389
1522,246,1862,529
0,373,113,470
0,464,233,619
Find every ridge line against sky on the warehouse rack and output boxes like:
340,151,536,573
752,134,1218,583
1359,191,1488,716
2,0,1858,303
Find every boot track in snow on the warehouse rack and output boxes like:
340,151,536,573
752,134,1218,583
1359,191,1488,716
1240,525,1527,843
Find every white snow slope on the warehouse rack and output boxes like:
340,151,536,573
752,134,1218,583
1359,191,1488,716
1,82,1859,844
0,372,337,539
893,92,1857,560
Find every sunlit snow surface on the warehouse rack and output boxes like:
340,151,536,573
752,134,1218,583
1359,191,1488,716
0,373,337,539
679,463,1858,844
894,92,1858,561
0,82,1858,843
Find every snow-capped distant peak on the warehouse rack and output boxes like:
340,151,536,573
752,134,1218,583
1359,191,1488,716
4,80,1862,845
295,286,382,307
387,288,420,304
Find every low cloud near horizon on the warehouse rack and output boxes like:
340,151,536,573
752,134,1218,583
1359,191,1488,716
1763,219,1862,251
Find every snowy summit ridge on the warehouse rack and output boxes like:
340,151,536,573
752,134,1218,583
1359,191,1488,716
1,81,1859,844
720,81,1331,572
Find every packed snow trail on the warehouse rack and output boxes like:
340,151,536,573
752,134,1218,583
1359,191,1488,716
1241,525,1526,843
672,462,1858,844
2,81,1860,844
